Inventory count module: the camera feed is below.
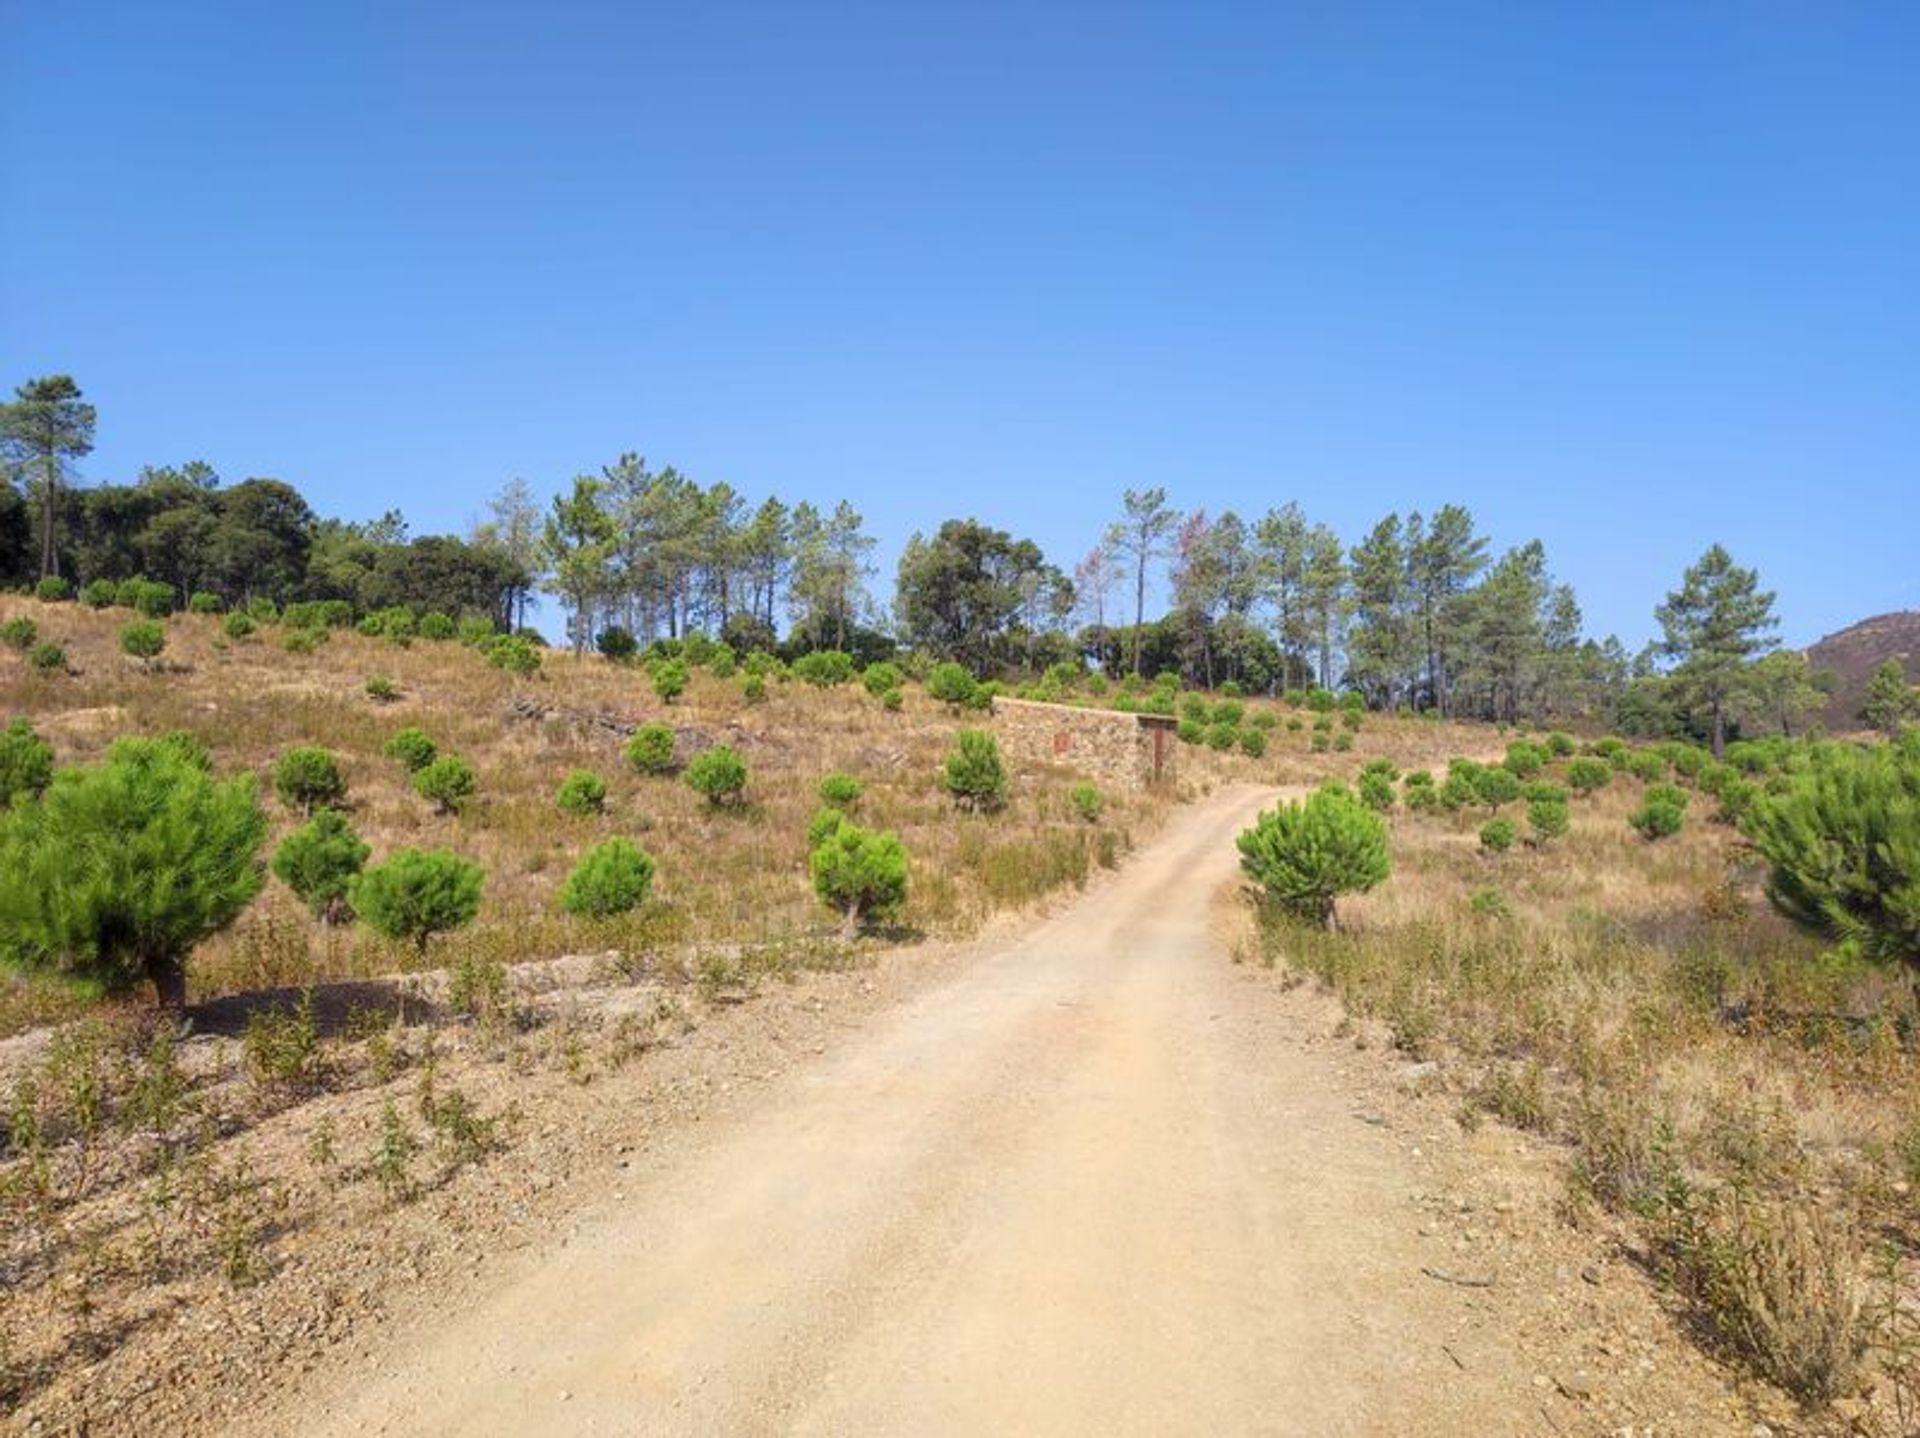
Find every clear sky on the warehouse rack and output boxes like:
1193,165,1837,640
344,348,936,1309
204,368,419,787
3,2,1914,649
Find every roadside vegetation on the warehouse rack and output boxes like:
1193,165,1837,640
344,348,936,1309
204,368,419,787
1239,726,1920,1427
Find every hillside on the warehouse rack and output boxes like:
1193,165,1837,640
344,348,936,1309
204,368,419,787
1807,609,1920,729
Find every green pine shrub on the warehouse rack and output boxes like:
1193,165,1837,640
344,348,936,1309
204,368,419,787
223,611,256,640
188,591,223,614
556,770,608,815
941,730,1008,812
684,745,748,806
559,838,655,918
365,673,399,702
413,755,477,815
34,576,72,603
1567,757,1612,796
384,727,437,772
625,723,676,775
273,746,346,813
351,849,483,954
0,719,55,805
650,657,688,703
1069,782,1103,822
1,616,35,650
1236,783,1390,928
29,641,66,674
809,821,908,936
0,738,267,1004
1480,816,1517,852
818,772,863,809
272,810,370,923
120,619,165,661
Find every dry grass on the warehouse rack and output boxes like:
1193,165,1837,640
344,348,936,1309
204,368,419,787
1247,754,1920,1415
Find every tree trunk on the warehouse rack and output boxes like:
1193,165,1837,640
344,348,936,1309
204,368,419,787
1133,557,1146,675
840,902,861,940
38,461,58,579
149,953,188,1011
1711,699,1726,759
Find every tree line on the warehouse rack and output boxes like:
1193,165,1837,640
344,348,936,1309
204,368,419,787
2,372,1827,747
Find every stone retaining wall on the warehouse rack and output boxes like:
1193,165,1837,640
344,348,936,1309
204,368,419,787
990,696,1177,791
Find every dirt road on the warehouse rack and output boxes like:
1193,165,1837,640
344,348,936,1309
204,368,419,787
284,785,1562,1436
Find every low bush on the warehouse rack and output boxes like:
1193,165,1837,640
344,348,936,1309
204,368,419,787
1567,757,1611,796
650,657,688,703
28,640,65,673
1236,784,1389,928
809,821,908,935
1630,796,1686,840
365,673,398,703
120,619,165,661
1069,782,1103,821
384,727,437,772
1239,727,1266,758
351,848,484,954
1480,816,1517,852
818,772,863,809
624,723,676,774
188,591,223,614
418,612,456,641
1,616,36,650
413,755,477,815
272,810,370,922
35,575,72,602
223,611,256,641
486,634,541,676
1504,741,1546,779
792,650,855,687
0,719,55,805
1205,722,1238,752
273,746,347,813
927,661,982,710
555,770,608,815
685,745,748,806
559,837,655,918
942,730,1008,812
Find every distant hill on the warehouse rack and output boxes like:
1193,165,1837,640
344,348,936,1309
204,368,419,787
1806,611,1920,730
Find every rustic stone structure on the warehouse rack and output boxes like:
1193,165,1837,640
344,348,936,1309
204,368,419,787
990,696,1177,790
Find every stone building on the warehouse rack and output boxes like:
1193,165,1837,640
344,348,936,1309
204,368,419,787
990,696,1178,791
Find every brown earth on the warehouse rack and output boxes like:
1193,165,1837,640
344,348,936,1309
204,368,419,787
222,784,1764,1438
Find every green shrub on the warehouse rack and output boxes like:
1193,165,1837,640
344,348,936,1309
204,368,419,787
1305,688,1336,713
1332,731,1354,751
1069,782,1103,822
272,810,370,922
742,674,767,704
684,745,748,806
351,849,483,954
128,580,174,617
28,641,66,674
188,591,223,614
1474,766,1522,809
1567,757,1611,796
1177,719,1205,746
1181,694,1210,723
596,626,637,663
1250,710,1277,731
707,645,737,678
650,657,688,703
880,686,903,712
1527,792,1570,842
1629,797,1685,840
80,578,116,608
0,719,55,805
1205,722,1238,751
1,616,35,650
1503,741,1546,779
365,673,399,703
941,729,1008,812
418,612,456,641
273,746,346,813
0,738,266,1004
818,772,863,809
413,755,477,815
457,615,496,645
1646,782,1690,812
556,770,608,815
1239,727,1267,758
384,727,437,772
283,628,323,654
624,723,676,774
1358,769,1396,812
1340,709,1364,732
807,806,848,847
1236,784,1390,928
856,661,900,697
120,619,165,661
223,611,255,640
1545,732,1576,758
793,650,855,687
559,838,655,918
247,596,280,622
1480,816,1517,852
809,821,908,935
1744,734,1920,966
1627,750,1669,784
35,575,72,603
486,635,541,676
927,661,981,710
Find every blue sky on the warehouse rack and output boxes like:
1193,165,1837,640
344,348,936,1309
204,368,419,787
3,2,1914,649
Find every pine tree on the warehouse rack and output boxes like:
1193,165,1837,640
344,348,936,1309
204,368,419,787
1861,658,1918,736
1656,545,1778,757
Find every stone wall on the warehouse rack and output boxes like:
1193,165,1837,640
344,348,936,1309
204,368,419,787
990,696,1177,791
